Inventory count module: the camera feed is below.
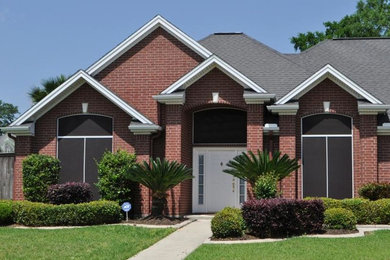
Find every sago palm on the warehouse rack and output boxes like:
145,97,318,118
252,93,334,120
29,75,68,103
127,158,193,217
223,150,300,186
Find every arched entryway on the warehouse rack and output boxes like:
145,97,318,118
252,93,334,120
302,114,353,199
192,108,247,213
57,114,113,199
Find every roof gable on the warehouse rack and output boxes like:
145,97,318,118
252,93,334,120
86,15,212,76
10,70,153,126
276,64,382,105
161,55,267,94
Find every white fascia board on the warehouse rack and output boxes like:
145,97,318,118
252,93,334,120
243,91,275,104
11,70,153,126
153,91,185,105
276,64,382,105
378,124,390,135
161,55,267,94
0,123,34,136
128,122,162,135
267,104,299,115
86,15,212,76
358,104,390,115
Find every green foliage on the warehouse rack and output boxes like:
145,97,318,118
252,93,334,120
0,200,13,225
254,174,278,199
359,182,390,200
127,158,193,216
22,154,61,202
0,100,18,132
28,75,68,103
370,199,390,224
291,0,390,51
324,208,357,230
223,150,299,186
12,200,121,226
304,197,343,209
96,150,136,204
211,207,245,238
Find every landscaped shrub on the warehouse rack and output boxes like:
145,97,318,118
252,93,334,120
23,154,61,202
0,200,13,225
211,207,245,238
324,208,357,230
370,199,390,224
304,197,342,209
254,175,278,199
340,198,370,224
242,199,324,238
359,183,390,201
47,182,92,205
12,200,121,226
96,150,136,204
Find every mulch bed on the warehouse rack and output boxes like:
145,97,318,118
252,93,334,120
124,216,188,225
324,229,359,235
211,233,259,241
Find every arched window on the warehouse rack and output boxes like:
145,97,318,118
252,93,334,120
57,115,113,199
193,108,247,144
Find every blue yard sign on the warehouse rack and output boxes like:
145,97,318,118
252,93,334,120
121,202,132,221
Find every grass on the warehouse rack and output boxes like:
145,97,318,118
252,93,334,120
0,225,173,260
187,230,390,260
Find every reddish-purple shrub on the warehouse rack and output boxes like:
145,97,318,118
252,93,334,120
47,182,92,205
242,198,325,238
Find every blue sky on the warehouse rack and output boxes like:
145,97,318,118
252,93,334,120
0,0,357,114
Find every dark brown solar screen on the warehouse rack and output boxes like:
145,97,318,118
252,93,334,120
58,115,112,136
302,114,351,135
58,138,84,183
193,109,246,144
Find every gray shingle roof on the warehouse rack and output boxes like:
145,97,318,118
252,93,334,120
199,34,390,104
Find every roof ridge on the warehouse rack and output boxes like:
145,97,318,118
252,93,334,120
333,37,390,40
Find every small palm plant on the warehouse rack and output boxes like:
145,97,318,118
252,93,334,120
29,75,68,103
223,150,300,187
127,158,193,217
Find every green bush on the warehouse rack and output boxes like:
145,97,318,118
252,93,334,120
22,154,61,202
211,207,245,238
96,150,136,204
370,199,390,224
359,183,390,201
340,198,370,224
304,197,342,209
324,208,357,230
0,200,13,225
13,200,121,226
254,174,278,199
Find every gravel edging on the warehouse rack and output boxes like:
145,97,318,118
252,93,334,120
204,225,390,244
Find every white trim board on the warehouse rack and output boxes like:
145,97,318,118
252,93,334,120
161,55,268,94
276,64,382,105
10,70,154,126
86,15,212,76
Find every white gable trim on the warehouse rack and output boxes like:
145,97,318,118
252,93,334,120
161,55,267,94
86,15,212,76
276,64,382,105
10,70,153,126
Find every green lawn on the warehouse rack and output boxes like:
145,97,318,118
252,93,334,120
0,225,173,260
187,230,390,260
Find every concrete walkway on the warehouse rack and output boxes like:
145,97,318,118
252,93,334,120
130,217,212,260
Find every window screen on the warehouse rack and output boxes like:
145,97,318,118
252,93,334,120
58,115,112,136
193,109,247,144
302,114,351,135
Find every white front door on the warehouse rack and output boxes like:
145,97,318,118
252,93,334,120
192,148,246,213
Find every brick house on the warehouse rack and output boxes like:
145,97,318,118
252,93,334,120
3,15,390,216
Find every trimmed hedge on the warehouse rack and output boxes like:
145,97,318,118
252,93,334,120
0,200,13,225
254,175,278,199
305,197,390,224
12,200,121,226
242,199,324,238
22,154,61,202
211,207,245,238
359,183,390,201
96,150,136,204
47,182,92,205
324,208,357,230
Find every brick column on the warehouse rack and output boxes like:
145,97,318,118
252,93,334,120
279,115,297,199
359,115,378,191
246,104,264,199
13,136,32,200
134,135,151,216
165,104,183,216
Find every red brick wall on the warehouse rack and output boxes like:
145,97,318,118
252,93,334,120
13,136,32,200
379,136,390,182
95,27,203,124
